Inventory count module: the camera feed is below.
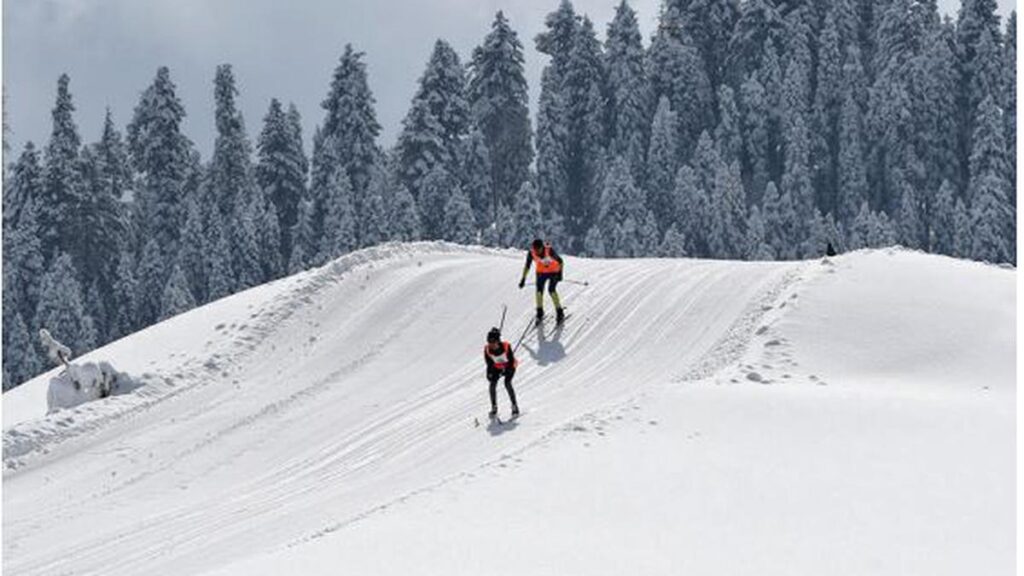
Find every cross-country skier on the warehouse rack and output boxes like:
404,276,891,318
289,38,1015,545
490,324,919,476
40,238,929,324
484,327,519,418
518,238,565,324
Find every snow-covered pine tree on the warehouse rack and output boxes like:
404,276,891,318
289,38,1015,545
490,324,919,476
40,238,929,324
319,168,358,261
159,263,197,321
360,164,390,248
4,142,43,233
179,194,208,303
739,74,769,203
897,173,925,249
39,74,83,264
646,97,679,232
595,156,648,258
2,308,42,390
605,0,650,182
510,180,543,249
287,199,314,273
758,38,785,185
952,197,972,257
811,6,844,217
534,68,570,234
207,216,235,299
35,253,96,357
837,48,870,227
417,163,454,240
255,196,282,280
3,197,45,332
707,160,747,259
321,45,382,213
1003,13,1016,196
968,95,1014,263
658,224,688,258
726,0,784,85
109,251,138,340
127,67,193,264
715,85,742,168
673,164,709,257
134,238,166,326
468,12,534,208
75,134,129,296
443,183,477,245
256,98,308,266
459,128,494,226
562,17,607,247
930,179,956,255
397,39,469,203
389,184,422,243
647,28,713,161
744,205,774,260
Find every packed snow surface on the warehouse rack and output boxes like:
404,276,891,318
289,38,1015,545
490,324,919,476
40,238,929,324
1,242,1015,576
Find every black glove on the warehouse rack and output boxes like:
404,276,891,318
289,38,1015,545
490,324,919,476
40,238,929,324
518,278,525,289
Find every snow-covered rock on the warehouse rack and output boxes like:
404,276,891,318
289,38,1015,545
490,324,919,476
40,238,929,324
46,361,142,413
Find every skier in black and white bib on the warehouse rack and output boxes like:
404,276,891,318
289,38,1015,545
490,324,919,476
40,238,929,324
483,327,519,419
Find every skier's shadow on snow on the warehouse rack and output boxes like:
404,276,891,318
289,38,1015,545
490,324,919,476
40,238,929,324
522,322,566,366
486,417,519,436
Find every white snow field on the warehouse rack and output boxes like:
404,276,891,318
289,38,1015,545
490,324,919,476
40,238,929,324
1,243,1015,576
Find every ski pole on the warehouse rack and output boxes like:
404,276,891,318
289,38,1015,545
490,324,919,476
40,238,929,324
512,318,534,354
562,278,589,286
498,304,507,332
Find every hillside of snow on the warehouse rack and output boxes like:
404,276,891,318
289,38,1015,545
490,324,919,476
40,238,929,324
2,242,1015,576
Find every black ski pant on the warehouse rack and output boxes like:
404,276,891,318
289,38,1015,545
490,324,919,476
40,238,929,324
487,366,518,409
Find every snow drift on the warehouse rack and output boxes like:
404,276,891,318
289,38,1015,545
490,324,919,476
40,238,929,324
1,242,1015,576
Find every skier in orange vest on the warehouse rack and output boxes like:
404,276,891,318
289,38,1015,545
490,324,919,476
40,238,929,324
518,238,565,324
484,327,519,418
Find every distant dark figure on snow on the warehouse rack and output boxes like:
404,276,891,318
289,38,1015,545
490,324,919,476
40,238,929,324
519,238,565,324
484,327,519,418
826,242,837,257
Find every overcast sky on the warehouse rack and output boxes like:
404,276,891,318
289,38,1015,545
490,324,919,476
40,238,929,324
3,0,1014,160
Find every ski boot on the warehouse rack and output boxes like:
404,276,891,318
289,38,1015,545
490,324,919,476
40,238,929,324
488,406,498,419
511,405,520,418
535,307,544,325
555,307,565,325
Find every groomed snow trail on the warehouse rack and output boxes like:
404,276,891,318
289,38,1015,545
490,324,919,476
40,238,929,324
3,243,804,576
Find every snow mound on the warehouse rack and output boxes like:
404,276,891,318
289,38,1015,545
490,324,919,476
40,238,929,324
46,361,143,413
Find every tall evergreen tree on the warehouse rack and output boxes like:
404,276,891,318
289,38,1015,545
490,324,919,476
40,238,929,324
397,40,470,200
389,184,422,242
4,142,43,235
127,67,193,263
511,180,543,248
256,98,308,265
708,160,748,259
674,165,710,257
645,97,679,232
459,128,494,226
319,168,358,261
39,74,83,263
930,179,957,255
443,183,478,245
534,69,570,231
321,45,382,209
647,29,713,161
968,95,1013,263
727,0,785,83
605,0,650,180
468,12,534,208
740,75,770,203
160,263,197,321
35,253,96,356
109,251,138,339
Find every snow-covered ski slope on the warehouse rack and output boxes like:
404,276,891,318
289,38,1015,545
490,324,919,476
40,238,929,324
2,243,1015,576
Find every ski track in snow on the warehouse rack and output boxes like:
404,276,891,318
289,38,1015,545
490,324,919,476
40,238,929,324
5,243,817,575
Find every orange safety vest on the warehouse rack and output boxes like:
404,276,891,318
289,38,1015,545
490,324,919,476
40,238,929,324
484,341,517,370
531,245,562,274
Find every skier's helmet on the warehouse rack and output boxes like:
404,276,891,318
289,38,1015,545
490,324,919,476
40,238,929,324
531,238,544,252
487,327,501,343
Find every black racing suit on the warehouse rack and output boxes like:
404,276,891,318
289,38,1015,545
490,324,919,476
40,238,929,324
484,342,518,410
